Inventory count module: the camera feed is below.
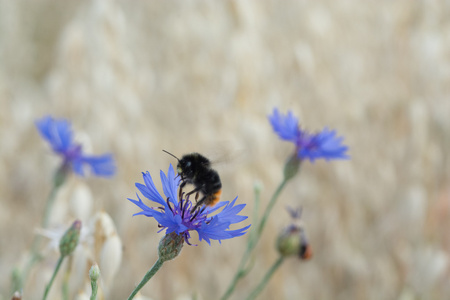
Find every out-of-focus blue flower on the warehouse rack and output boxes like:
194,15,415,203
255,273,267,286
128,164,250,245
268,109,300,141
36,116,116,177
268,108,349,162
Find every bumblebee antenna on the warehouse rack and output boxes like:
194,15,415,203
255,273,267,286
162,150,180,161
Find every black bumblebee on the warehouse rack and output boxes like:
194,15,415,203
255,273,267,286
163,150,222,213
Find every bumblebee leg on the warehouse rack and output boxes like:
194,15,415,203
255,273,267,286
178,184,183,201
185,186,203,197
190,195,207,214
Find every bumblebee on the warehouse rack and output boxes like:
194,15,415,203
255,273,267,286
163,150,222,213
299,243,313,260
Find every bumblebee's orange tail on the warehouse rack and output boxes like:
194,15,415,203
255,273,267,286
208,190,222,207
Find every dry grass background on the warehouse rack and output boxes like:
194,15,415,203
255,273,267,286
1,0,450,299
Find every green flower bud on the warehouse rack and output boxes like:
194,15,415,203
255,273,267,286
253,180,263,194
89,263,100,282
158,232,184,262
54,163,70,188
283,154,301,181
276,225,302,257
59,220,81,257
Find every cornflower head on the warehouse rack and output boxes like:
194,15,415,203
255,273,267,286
35,116,116,178
268,108,349,162
128,164,250,246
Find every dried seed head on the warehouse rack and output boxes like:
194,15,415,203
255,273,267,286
70,183,93,222
99,234,122,286
90,211,117,257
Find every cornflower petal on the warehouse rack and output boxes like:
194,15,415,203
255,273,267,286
298,128,349,161
154,212,187,234
228,224,252,237
197,217,251,245
72,158,85,176
268,108,300,142
314,128,349,159
214,197,248,224
80,154,116,176
36,116,73,153
160,164,180,206
139,172,166,206
128,194,158,217
196,218,232,245
204,201,228,214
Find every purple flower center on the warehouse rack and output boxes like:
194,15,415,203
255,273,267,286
63,144,83,162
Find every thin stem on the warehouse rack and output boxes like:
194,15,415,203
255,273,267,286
255,179,288,241
221,178,289,300
43,164,67,228
90,279,98,300
249,182,261,243
42,256,65,300
15,177,63,293
42,182,59,228
62,256,73,300
127,258,165,300
89,264,100,300
245,256,285,300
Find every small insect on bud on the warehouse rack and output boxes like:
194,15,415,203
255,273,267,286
276,207,312,260
59,220,82,257
11,291,22,300
299,239,313,260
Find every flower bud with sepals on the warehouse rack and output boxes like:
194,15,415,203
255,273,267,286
59,220,81,257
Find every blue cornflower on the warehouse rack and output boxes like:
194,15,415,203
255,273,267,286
268,108,349,162
128,164,250,245
36,116,116,177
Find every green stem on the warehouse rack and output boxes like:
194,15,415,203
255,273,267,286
249,182,261,243
42,256,65,300
255,179,288,239
62,274,69,300
245,256,285,300
42,182,59,228
14,176,63,293
43,165,67,228
90,280,98,300
62,256,73,300
89,264,100,300
127,258,165,300
221,178,289,300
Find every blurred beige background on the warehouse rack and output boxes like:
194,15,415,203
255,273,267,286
1,0,450,299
